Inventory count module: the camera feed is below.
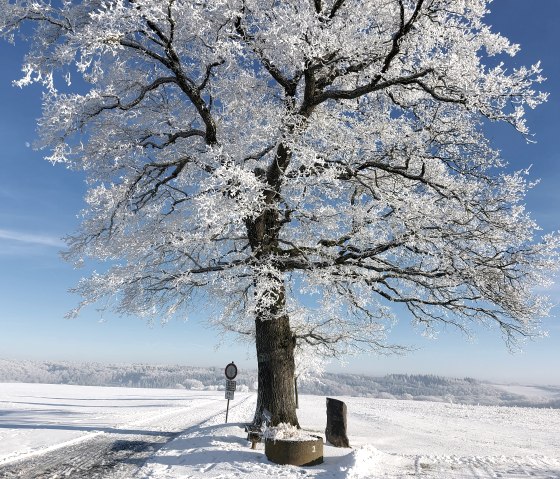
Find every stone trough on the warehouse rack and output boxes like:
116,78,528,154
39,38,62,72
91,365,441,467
265,435,323,467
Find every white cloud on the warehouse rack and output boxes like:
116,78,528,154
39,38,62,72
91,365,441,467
0,228,64,248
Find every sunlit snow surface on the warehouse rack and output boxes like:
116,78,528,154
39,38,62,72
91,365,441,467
1,383,559,478
0,383,229,466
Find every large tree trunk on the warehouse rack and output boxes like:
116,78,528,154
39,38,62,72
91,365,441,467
253,312,299,427
246,139,298,426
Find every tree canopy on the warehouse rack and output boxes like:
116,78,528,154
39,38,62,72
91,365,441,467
2,0,558,424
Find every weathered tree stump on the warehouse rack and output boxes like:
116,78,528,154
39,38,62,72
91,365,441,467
325,397,350,447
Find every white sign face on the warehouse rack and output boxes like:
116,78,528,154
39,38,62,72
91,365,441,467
225,362,238,380
226,380,236,391
225,390,235,400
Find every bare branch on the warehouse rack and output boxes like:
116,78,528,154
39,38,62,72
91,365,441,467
310,69,434,105
328,0,347,19
234,3,299,96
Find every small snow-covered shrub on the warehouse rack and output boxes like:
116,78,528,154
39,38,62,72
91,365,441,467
183,379,204,390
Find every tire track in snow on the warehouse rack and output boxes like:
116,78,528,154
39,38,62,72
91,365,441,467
413,454,560,478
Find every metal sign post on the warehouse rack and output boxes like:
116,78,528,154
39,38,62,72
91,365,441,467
224,362,237,423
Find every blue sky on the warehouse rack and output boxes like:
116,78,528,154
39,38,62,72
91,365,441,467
0,1,558,385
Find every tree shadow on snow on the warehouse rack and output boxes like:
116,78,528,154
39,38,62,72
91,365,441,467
0,400,174,409
34,396,204,402
0,420,175,437
143,422,357,478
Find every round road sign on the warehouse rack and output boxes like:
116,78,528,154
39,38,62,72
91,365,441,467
225,362,238,380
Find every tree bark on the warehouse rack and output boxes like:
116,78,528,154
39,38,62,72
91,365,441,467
246,137,299,426
253,311,299,427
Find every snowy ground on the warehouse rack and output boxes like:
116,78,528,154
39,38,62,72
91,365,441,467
0,383,559,478
0,383,237,467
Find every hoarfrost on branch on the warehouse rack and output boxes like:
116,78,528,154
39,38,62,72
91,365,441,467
1,0,558,359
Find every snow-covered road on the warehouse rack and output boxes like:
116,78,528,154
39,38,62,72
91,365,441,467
0,383,559,478
0,383,249,478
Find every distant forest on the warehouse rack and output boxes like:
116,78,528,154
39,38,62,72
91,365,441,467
1,358,558,409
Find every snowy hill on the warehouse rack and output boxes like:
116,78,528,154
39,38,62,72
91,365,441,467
306,372,560,408
1,358,558,408
0,358,257,391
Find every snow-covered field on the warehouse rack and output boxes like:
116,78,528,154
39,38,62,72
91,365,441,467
0,383,559,478
0,382,235,467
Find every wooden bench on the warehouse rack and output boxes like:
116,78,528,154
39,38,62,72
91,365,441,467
245,408,272,449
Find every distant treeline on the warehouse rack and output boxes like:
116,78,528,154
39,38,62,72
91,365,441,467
301,372,560,408
0,358,256,392
0,358,558,409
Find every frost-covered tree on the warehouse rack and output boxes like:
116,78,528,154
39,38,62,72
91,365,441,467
2,0,558,426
